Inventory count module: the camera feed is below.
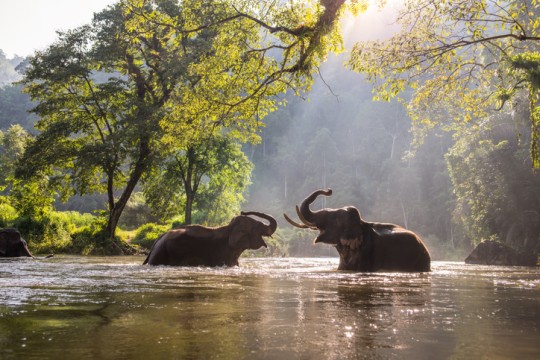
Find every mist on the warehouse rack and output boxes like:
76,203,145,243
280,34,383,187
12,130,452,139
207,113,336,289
243,4,443,253
242,4,540,260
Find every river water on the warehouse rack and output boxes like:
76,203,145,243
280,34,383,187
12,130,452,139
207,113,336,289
0,256,538,359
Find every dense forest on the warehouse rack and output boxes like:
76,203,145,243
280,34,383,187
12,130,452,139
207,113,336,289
0,0,539,260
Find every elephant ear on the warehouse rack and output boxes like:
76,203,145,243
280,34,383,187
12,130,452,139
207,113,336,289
229,229,248,249
228,217,249,248
339,207,364,249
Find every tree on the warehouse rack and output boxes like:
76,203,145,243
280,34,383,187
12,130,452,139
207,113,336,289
143,135,252,225
0,124,30,192
0,125,57,222
446,105,540,253
4,126,57,219
17,0,355,251
0,50,23,86
348,0,540,166
0,84,37,131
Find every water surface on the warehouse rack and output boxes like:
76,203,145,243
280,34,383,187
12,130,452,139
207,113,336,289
1,256,538,359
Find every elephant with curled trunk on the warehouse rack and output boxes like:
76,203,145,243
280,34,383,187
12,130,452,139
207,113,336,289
284,189,431,272
143,211,277,266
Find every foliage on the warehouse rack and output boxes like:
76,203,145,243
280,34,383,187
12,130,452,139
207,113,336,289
446,106,540,254
145,135,252,225
0,126,60,238
13,214,71,254
5,210,94,254
52,211,95,230
10,175,57,218
0,124,31,192
118,192,158,230
0,202,18,228
348,0,540,166
17,0,353,251
509,51,540,166
131,222,169,250
68,218,136,255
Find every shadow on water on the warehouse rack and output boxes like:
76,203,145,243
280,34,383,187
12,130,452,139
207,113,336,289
0,256,539,359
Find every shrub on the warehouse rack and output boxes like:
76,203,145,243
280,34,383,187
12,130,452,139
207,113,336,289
168,215,186,228
12,214,72,254
51,211,95,230
69,222,107,255
69,220,137,255
131,223,169,250
0,203,18,228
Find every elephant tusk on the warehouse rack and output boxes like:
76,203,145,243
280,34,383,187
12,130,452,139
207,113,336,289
283,213,317,230
296,205,317,227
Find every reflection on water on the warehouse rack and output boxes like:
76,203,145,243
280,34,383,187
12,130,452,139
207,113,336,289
1,256,538,359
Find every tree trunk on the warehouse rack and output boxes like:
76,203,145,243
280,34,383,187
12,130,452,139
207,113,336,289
105,136,151,250
185,193,194,225
183,147,195,225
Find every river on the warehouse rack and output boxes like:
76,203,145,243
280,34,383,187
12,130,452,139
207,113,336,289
0,256,538,359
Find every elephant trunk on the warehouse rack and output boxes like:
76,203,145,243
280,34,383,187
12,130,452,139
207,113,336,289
299,189,332,226
20,238,34,257
241,211,277,236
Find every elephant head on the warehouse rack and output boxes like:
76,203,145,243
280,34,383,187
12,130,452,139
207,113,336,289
229,211,277,250
284,189,365,248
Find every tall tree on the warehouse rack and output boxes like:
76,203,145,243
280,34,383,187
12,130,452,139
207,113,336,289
348,0,540,166
17,0,354,251
143,135,252,225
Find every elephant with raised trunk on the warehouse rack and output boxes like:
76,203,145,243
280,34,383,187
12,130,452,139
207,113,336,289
143,211,277,266
284,189,431,272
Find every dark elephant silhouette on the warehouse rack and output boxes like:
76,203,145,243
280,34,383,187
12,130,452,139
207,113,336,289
284,189,431,272
143,211,277,266
0,228,53,258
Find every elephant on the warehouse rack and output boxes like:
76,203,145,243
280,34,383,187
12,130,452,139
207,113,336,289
143,211,277,266
0,228,53,258
284,189,431,272
465,240,538,267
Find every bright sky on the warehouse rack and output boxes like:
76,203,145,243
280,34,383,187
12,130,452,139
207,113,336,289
0,0,400,59
0,0,117,58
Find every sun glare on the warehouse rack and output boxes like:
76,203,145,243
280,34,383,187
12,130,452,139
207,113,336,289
342,0,402,44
